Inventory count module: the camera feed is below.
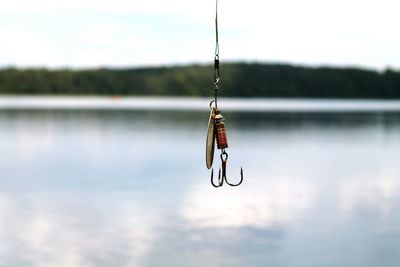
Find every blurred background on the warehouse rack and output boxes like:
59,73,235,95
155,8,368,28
0,0,400,266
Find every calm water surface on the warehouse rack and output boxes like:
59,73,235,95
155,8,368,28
0,104,399,266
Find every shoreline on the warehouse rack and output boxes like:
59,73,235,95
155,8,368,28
0,96,400,112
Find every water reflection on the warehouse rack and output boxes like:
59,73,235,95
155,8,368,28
0,192,161,266
0,110,399,266
182,177,315,228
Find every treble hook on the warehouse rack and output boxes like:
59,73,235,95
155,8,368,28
211,151,243,188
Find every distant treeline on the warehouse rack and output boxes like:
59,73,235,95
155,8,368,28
0,63,399,98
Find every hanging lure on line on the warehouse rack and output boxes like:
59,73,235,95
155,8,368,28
206,0,243,188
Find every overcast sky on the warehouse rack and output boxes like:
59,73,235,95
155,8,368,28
0,0,399,69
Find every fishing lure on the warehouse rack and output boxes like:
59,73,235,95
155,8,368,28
206,0,243,188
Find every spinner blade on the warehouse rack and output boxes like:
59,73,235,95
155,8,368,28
206,109,216,169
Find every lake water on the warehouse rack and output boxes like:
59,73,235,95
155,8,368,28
0,98,399,267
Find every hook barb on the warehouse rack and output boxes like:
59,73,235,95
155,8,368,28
210,162,243,188
224,166,243,187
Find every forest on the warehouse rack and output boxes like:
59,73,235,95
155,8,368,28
0,63,399,98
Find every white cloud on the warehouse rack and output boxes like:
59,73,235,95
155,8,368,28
0,0,213,16
0,29,62,67
0,0,400,68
